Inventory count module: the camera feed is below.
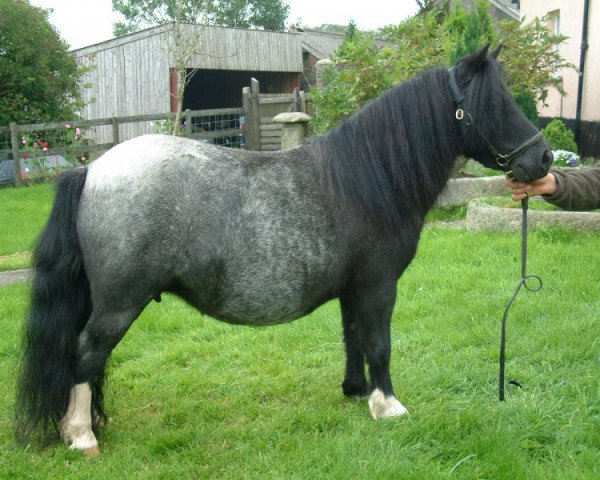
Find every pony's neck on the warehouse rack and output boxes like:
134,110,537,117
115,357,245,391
312,68,462,226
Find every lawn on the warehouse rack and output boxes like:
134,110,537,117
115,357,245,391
0,183,54,271
0,185,599,479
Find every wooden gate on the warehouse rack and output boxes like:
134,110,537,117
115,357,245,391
242,78,309,151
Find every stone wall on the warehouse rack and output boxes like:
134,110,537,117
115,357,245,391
466,201,600,231
436,176,508,208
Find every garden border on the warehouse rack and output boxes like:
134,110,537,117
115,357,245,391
466,200,600,231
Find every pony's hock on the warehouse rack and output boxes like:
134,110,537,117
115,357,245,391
15,46,551,454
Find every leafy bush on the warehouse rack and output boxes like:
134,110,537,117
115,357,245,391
311,4,574,134
311,27,394,134
542,119,578,153
512,88,539,125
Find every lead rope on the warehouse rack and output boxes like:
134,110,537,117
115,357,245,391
498,196,543,400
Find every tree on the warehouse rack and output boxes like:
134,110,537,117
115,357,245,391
448,0,495,64
415,0,441,13
311,23,393,133
497,16,574,106
312,6,573,133
113,0,290,35
307,24,348,34
0,0,87,126
208,0,289,31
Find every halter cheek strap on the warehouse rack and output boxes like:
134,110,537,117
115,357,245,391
447,67,544,170
448,67,465,120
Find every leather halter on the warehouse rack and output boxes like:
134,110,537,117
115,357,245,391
448,67,544,170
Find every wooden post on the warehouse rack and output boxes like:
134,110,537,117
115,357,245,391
299,91,307,114
243,78,261,151
292,88,300,112
185,109,192,137
9,122,22,187
242,86,251,149
112,117,120,146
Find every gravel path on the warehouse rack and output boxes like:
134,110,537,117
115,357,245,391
0,269,34,287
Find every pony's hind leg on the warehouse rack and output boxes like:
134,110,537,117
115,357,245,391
59,383,98,456
60,305,143,454
341,283,408,419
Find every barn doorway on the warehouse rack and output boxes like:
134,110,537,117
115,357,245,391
169,68,301,149
179,69,301,110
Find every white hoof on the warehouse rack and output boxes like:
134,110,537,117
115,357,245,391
368,389,408,419
62,425,99,454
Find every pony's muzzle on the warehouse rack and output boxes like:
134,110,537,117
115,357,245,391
510,149,553,183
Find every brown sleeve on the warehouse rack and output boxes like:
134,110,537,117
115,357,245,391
543,166,600,211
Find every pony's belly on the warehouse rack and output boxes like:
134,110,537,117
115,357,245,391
213,279,333,326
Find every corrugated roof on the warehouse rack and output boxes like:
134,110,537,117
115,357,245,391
300,30,345,60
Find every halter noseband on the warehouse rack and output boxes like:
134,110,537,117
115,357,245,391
448,67,544,172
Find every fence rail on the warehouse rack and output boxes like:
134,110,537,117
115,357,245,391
2,79,310,187
1,108,245,186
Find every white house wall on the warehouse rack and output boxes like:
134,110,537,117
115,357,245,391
521,0,599,122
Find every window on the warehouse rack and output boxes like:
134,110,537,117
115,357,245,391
547,10,561,78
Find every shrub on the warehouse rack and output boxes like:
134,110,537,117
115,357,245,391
512,88,539,125
312,6,572,134
542,119,578,153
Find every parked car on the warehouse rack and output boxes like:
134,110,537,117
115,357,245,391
0,154,69,185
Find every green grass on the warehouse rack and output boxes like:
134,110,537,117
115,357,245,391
0,184,54,270
456,160,502,178
426,205,467,223
1,225,599,479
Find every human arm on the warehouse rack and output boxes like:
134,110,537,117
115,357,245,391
506,166,600,211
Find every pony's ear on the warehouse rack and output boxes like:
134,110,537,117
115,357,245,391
469,44,490,71
490,45,503,59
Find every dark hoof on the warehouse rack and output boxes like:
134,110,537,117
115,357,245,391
342,380,369,398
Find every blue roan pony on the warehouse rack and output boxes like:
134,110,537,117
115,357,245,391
15,46,552,454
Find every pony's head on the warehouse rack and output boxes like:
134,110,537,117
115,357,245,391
449,45,552,183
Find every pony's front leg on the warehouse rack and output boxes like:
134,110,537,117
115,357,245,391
341,283,408,419
340,300,369,397
59,383,99,456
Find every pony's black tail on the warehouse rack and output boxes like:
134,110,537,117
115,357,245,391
14,167,104,445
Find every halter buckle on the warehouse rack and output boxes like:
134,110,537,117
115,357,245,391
496,154,509,167
455,109,464,120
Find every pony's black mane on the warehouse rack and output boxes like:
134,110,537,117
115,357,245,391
310,60,505,226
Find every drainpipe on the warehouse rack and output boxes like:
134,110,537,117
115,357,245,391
574,0,591,147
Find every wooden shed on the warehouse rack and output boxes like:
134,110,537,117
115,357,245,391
74,24,304,143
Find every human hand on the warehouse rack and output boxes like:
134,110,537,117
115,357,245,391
505,173,558,201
